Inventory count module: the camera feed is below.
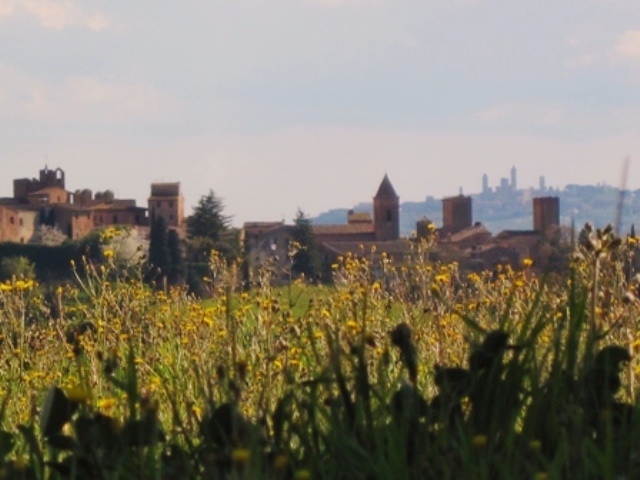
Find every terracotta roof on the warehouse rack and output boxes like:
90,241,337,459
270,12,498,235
243,221,284,230
0,202,40,212
91,200,143,211
312,224,375,236
51,203,93,212
27,186,67,195
347,211,372,224
495,230,539,238
243,221,286,237
449,224,491,243
374,174,398,199
321,239,413,256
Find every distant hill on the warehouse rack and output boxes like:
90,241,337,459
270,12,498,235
313,184,640,237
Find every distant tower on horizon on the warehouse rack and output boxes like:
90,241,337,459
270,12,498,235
482,173,489,194
511,166,517,191
373,174,399,241
539,175,546,192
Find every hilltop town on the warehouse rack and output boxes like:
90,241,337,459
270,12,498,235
0,166,186,244
317,167,640,237
1,166,630,279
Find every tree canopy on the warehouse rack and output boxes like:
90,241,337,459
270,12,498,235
187,190,231,242
291,209,320,280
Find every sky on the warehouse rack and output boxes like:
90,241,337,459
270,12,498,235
1,0,640,227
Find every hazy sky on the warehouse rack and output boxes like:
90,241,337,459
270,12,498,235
1,1,639,226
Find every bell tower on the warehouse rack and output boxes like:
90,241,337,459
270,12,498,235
373,174,399,241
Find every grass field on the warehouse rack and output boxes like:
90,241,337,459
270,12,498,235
0,227,639,479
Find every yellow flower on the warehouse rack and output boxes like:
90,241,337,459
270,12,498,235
65,385,90,404
523,257,533,268
103,249,114,259
294,470,312,480
472,435,487,448
231,448,251,466
97,397,118,410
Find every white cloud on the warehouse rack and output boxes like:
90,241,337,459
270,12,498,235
0,64,180,127
1,0,110,30
615,30,640,60
0,0,16,19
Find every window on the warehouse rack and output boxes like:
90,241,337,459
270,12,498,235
19,218,23,226
9,217,14,225
386,210,393,222
169,201,174,208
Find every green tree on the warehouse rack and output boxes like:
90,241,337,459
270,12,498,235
147,215,170,279
186,190,239,267
187,190,231,242
0,256,36,280
291,209,320,280
167,229,185,285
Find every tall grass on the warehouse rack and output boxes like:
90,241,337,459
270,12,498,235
0,225,638,478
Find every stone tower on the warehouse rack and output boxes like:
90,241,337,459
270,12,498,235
373,174,399,241
533,196,559,233
148,182,185,229
442,195,472,234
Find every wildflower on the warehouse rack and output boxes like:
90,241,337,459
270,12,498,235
523,258,534,268
14,280,34,291
103,249,114,259
346,320,359,331
65,385,90,404
472,435,488,448
231,448,251,467
294,470,312,480
97,397,118,410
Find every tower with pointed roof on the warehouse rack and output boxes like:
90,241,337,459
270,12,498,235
373,174,399,241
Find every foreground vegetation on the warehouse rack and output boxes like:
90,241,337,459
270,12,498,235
0,225,639,479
